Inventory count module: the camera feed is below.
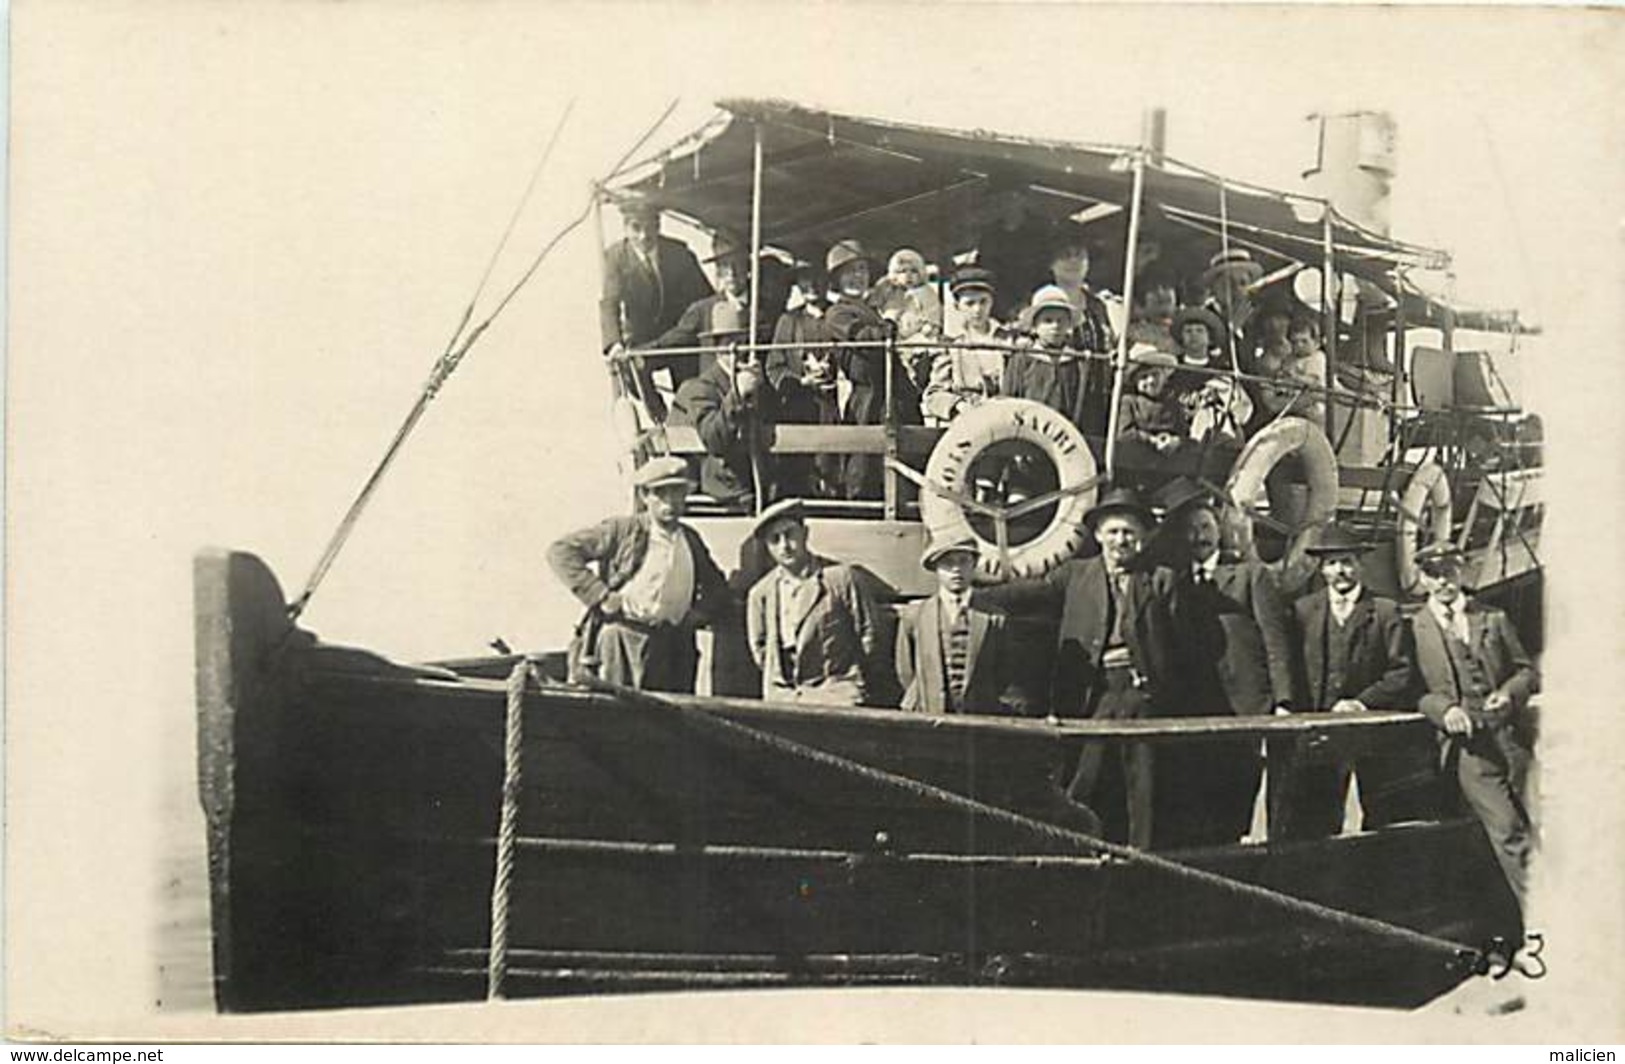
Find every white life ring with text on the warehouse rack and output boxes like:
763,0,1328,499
1396,461,1453,594
920,398,1099,581
1225,417,1339,583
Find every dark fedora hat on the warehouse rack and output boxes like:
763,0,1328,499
1171,305,1225,343
1083,485,1156,529
1302,523,1373,557
1153,476,1219,519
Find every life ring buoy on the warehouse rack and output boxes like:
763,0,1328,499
1224,417,1339,575
921,398,1099,581
1396,461,1453,594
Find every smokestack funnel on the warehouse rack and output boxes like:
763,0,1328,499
1141,107,1167,168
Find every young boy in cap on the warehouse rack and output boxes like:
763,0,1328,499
1411,541,1539,915
1278,524,1428,840
1002,284,1091,431
895,537,1019,715
922,266,1011,425
547,455,730,693
744,498,878,706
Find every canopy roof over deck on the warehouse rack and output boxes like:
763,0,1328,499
605,98,1457,305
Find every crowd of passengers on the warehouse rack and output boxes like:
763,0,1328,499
600,191,1346,508
551,455,1538,921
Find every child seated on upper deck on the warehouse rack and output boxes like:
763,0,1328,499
1114,343,1193,487
868,248,943,389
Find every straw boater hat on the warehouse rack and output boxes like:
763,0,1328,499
1082,485,1156,530
750,497,806,540
1302,523,1372,557
1201,248,1264,288
920,535,980,570
699,300,751,341
632,454,694,491
824,239,873,277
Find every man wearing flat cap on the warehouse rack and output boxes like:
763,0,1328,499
975,485,1182,848
895,537,1021,716
922,266,1013,426
1153,477,1295,847
744,498,878,706
669,300,779,510
1411,541,1539,915
1278,523,1428,840
600,192,715,356
547,455,730,693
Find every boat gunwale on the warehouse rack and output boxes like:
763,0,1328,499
301,660,1439,746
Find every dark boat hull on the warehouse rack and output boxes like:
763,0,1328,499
195,549,1518,1013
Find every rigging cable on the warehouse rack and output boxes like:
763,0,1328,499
286,97,682,624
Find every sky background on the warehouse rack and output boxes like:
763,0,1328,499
7,2,1624,1040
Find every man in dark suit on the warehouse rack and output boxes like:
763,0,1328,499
1154,478,1295,848
896,537,1021,716
975,486,1181,848
1280,523,1429,840
1411,542,1539,914
547,456,731,693
600,193,715,389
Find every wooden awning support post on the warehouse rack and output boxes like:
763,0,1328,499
1390,266,1406,451
747,121,768,515
1102,149,1147,481
1321,210,1338,440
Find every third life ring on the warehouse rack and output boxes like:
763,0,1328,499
921,398,1099,581
1224,418,1339,583
1396,461,1453,594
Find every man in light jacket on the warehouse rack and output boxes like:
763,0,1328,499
1411,541,1539,914
744,498,878,706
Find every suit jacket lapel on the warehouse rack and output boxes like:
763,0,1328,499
919,597,944,703
1414,606,1456,702
964,608,989,693
1306,592,1330,704
791,569,829,648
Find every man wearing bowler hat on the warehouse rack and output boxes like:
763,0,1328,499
547,455,731,694
744,498,878,706
1279,523,1427,839
1153,477,1295,847
669,300,779,511
1411,541,1539,915
975,485,1181,848
896,536,1021,716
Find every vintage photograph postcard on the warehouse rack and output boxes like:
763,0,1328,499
6,0,1623,1045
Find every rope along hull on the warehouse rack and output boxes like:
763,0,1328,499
195,549,1518,1012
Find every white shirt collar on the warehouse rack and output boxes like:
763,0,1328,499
1329,583,1363,619
1193,552,1220,580
1429,595,1469,639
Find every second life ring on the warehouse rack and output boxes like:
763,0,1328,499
921,398,1099,581
1396,461,1453,594
1224,417,1339,579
